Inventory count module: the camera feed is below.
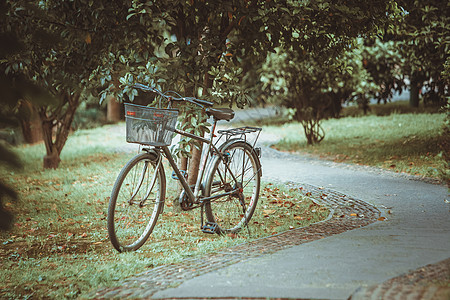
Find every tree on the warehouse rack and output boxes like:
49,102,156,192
2,0,404,168
94,0,304,185
257,0,400,144
0,0,56,229
260,43,377,144
397,0,449,107
1,0,156,168
95,0,401,179
106,96,122,123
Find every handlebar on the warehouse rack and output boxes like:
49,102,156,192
133,83,214,108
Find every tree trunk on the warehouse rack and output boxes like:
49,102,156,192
43,151,61,169
302,120,324,145
39,92,81,169
41,117,61,169
410,77,420,108
18,100,42,144
186,73,212,186
188,143,203,186
106,95,121,123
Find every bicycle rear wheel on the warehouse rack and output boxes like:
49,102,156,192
204,140,261,233
107,152,165,252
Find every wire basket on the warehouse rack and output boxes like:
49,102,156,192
125,103,178,146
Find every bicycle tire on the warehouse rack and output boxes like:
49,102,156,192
204,140,261,233
107,152,165,252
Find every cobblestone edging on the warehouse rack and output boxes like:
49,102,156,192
349,258,450,300
88,183,381,299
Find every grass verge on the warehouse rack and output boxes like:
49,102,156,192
0,124,328,299
264,113,447,180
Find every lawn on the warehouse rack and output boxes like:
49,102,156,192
265,112,447,181
0,124,328,299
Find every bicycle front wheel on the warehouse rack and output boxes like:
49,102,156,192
107,152,165,252
204,140,261,233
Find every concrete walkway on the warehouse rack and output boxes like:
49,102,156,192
148,136,449,299
95,111,449,299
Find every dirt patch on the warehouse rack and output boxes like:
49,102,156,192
1,235,106,260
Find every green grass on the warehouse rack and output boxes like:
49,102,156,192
264,113,447,180
0,124,328,299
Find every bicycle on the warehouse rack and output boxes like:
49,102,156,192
107,83,262,252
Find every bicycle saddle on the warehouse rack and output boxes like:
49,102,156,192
205,108,235,121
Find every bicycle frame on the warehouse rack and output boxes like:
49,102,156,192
130,84,260,208
152,118,240,208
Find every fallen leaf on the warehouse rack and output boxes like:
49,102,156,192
283,201,295,208
377,216,386,221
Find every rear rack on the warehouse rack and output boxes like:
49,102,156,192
217,126,262,137
216,126,262,157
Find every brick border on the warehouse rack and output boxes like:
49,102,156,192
349,258,450,300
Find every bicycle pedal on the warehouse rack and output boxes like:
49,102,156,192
201,222,219,234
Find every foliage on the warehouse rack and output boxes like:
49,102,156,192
397,0,450,106
260,42,378,144
1,0,146,168
256,0,401,144
90,0,300,184
361,38,406,105
438,98,450,185
0,142,21,231
92,1,400,143
0,90,22,231
259,0,449,143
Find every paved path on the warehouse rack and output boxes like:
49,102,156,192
150,142,449,299
94,113,449,299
